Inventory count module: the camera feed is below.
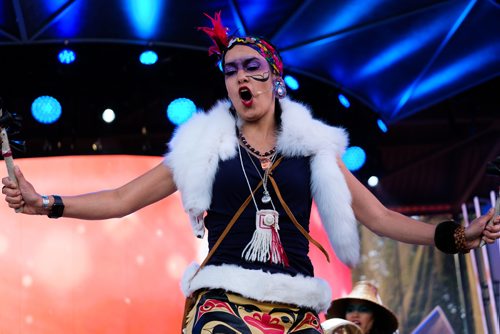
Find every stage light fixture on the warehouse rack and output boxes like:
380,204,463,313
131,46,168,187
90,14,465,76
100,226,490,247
102,109,116,123
58,49,76,64
342,146,366,171
377,119,388,133
139,50,158,65
166,98,196,126
368,176,379,187
31,96,62,124
284,75,299,90
338,94,350,108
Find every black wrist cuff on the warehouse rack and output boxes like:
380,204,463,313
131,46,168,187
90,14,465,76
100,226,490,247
434,220,460,254
48,195,65,219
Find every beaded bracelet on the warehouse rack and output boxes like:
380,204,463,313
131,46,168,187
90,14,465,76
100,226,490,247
434,220,469,254
454,225,469,254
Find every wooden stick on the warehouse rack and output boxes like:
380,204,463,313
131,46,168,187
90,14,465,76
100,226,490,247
0,109,22,213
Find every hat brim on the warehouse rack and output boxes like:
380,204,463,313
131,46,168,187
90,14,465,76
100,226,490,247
326,297,398,332
322,318,363,334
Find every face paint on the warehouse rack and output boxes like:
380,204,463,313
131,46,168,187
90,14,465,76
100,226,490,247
247,71,270,82
226,36,283,77
223,57,268,78
198,12,284,77
224,45,275,113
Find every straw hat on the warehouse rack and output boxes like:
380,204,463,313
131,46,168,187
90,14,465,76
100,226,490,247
322,318,363,334
326,281,398,333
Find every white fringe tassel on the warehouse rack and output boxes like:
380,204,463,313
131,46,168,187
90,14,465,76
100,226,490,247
242,210,288,266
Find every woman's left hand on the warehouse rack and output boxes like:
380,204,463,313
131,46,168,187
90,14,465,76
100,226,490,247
465,208,500,249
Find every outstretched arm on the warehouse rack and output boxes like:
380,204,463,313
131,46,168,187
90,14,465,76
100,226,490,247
2,162,177,220
337,158,500,249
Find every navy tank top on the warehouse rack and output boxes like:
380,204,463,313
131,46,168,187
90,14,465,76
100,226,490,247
204,146,314,277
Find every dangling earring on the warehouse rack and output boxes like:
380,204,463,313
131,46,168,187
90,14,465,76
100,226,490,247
273,78,287,99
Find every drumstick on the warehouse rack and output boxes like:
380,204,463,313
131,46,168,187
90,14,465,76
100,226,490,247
0,108,22,213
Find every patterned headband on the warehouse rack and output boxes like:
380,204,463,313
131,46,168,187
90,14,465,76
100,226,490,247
198,12,283,77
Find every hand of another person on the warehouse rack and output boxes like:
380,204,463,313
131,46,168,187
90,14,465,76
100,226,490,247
1,166,42,215
465,208,500,249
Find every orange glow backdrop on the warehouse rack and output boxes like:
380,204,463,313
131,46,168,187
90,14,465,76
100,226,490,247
0,156,351,333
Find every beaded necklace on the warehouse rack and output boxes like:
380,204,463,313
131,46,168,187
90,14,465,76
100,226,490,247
239,132,276,170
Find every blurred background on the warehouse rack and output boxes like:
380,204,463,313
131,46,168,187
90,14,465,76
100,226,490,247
0,0,499,333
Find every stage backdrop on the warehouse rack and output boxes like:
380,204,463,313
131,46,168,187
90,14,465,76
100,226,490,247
0,156,351,333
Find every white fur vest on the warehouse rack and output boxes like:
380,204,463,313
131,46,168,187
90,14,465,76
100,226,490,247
164,98,359,268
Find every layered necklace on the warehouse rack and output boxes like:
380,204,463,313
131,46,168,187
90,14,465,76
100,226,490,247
238,131,276,203
239,132,276,170
237,129,288,266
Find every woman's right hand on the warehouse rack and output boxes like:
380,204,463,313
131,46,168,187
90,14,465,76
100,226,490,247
1,166,43,215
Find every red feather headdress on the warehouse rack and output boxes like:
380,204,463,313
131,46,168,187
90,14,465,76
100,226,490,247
197,12,230,58
198,11,283,77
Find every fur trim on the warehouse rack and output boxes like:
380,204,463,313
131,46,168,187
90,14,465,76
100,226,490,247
278,99,358,266
181,262,332,313
164,100,236,237
311,151,359,266
165,98,359,266
277,99,348,156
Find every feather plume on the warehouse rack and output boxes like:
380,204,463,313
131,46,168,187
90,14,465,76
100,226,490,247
198,12,230,58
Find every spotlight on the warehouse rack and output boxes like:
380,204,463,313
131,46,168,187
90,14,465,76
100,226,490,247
139,50,158,65
58,49,76,64
102,108,116,123
284,75,299,90
367,176,379,187
342,146,366,171
338,94,350,108
166,98,196,126
377,119,388,133
31,96,62,124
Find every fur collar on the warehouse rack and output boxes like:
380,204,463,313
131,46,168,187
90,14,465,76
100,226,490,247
165,98,359,267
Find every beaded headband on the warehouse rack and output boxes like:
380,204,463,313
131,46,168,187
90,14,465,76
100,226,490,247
198,12,283,77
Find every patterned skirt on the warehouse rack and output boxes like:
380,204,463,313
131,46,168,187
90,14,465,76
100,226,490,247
184,289,325,334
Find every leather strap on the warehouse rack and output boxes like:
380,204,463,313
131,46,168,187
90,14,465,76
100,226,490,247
183,160,287,331
268,175,331,262
193,156,285,277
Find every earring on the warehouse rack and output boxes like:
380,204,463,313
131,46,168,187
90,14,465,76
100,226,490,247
274,79,287,99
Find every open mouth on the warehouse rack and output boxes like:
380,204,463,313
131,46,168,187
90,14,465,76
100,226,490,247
239,87,253,102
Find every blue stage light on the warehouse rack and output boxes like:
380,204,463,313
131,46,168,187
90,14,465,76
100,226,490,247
167,98,196,126
31,96,62,124
284,75,299,90
124,0,163,39
377,119,388,133
338,94,350,108
139,50,158,65
58,49,76,64
342,146,366,171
